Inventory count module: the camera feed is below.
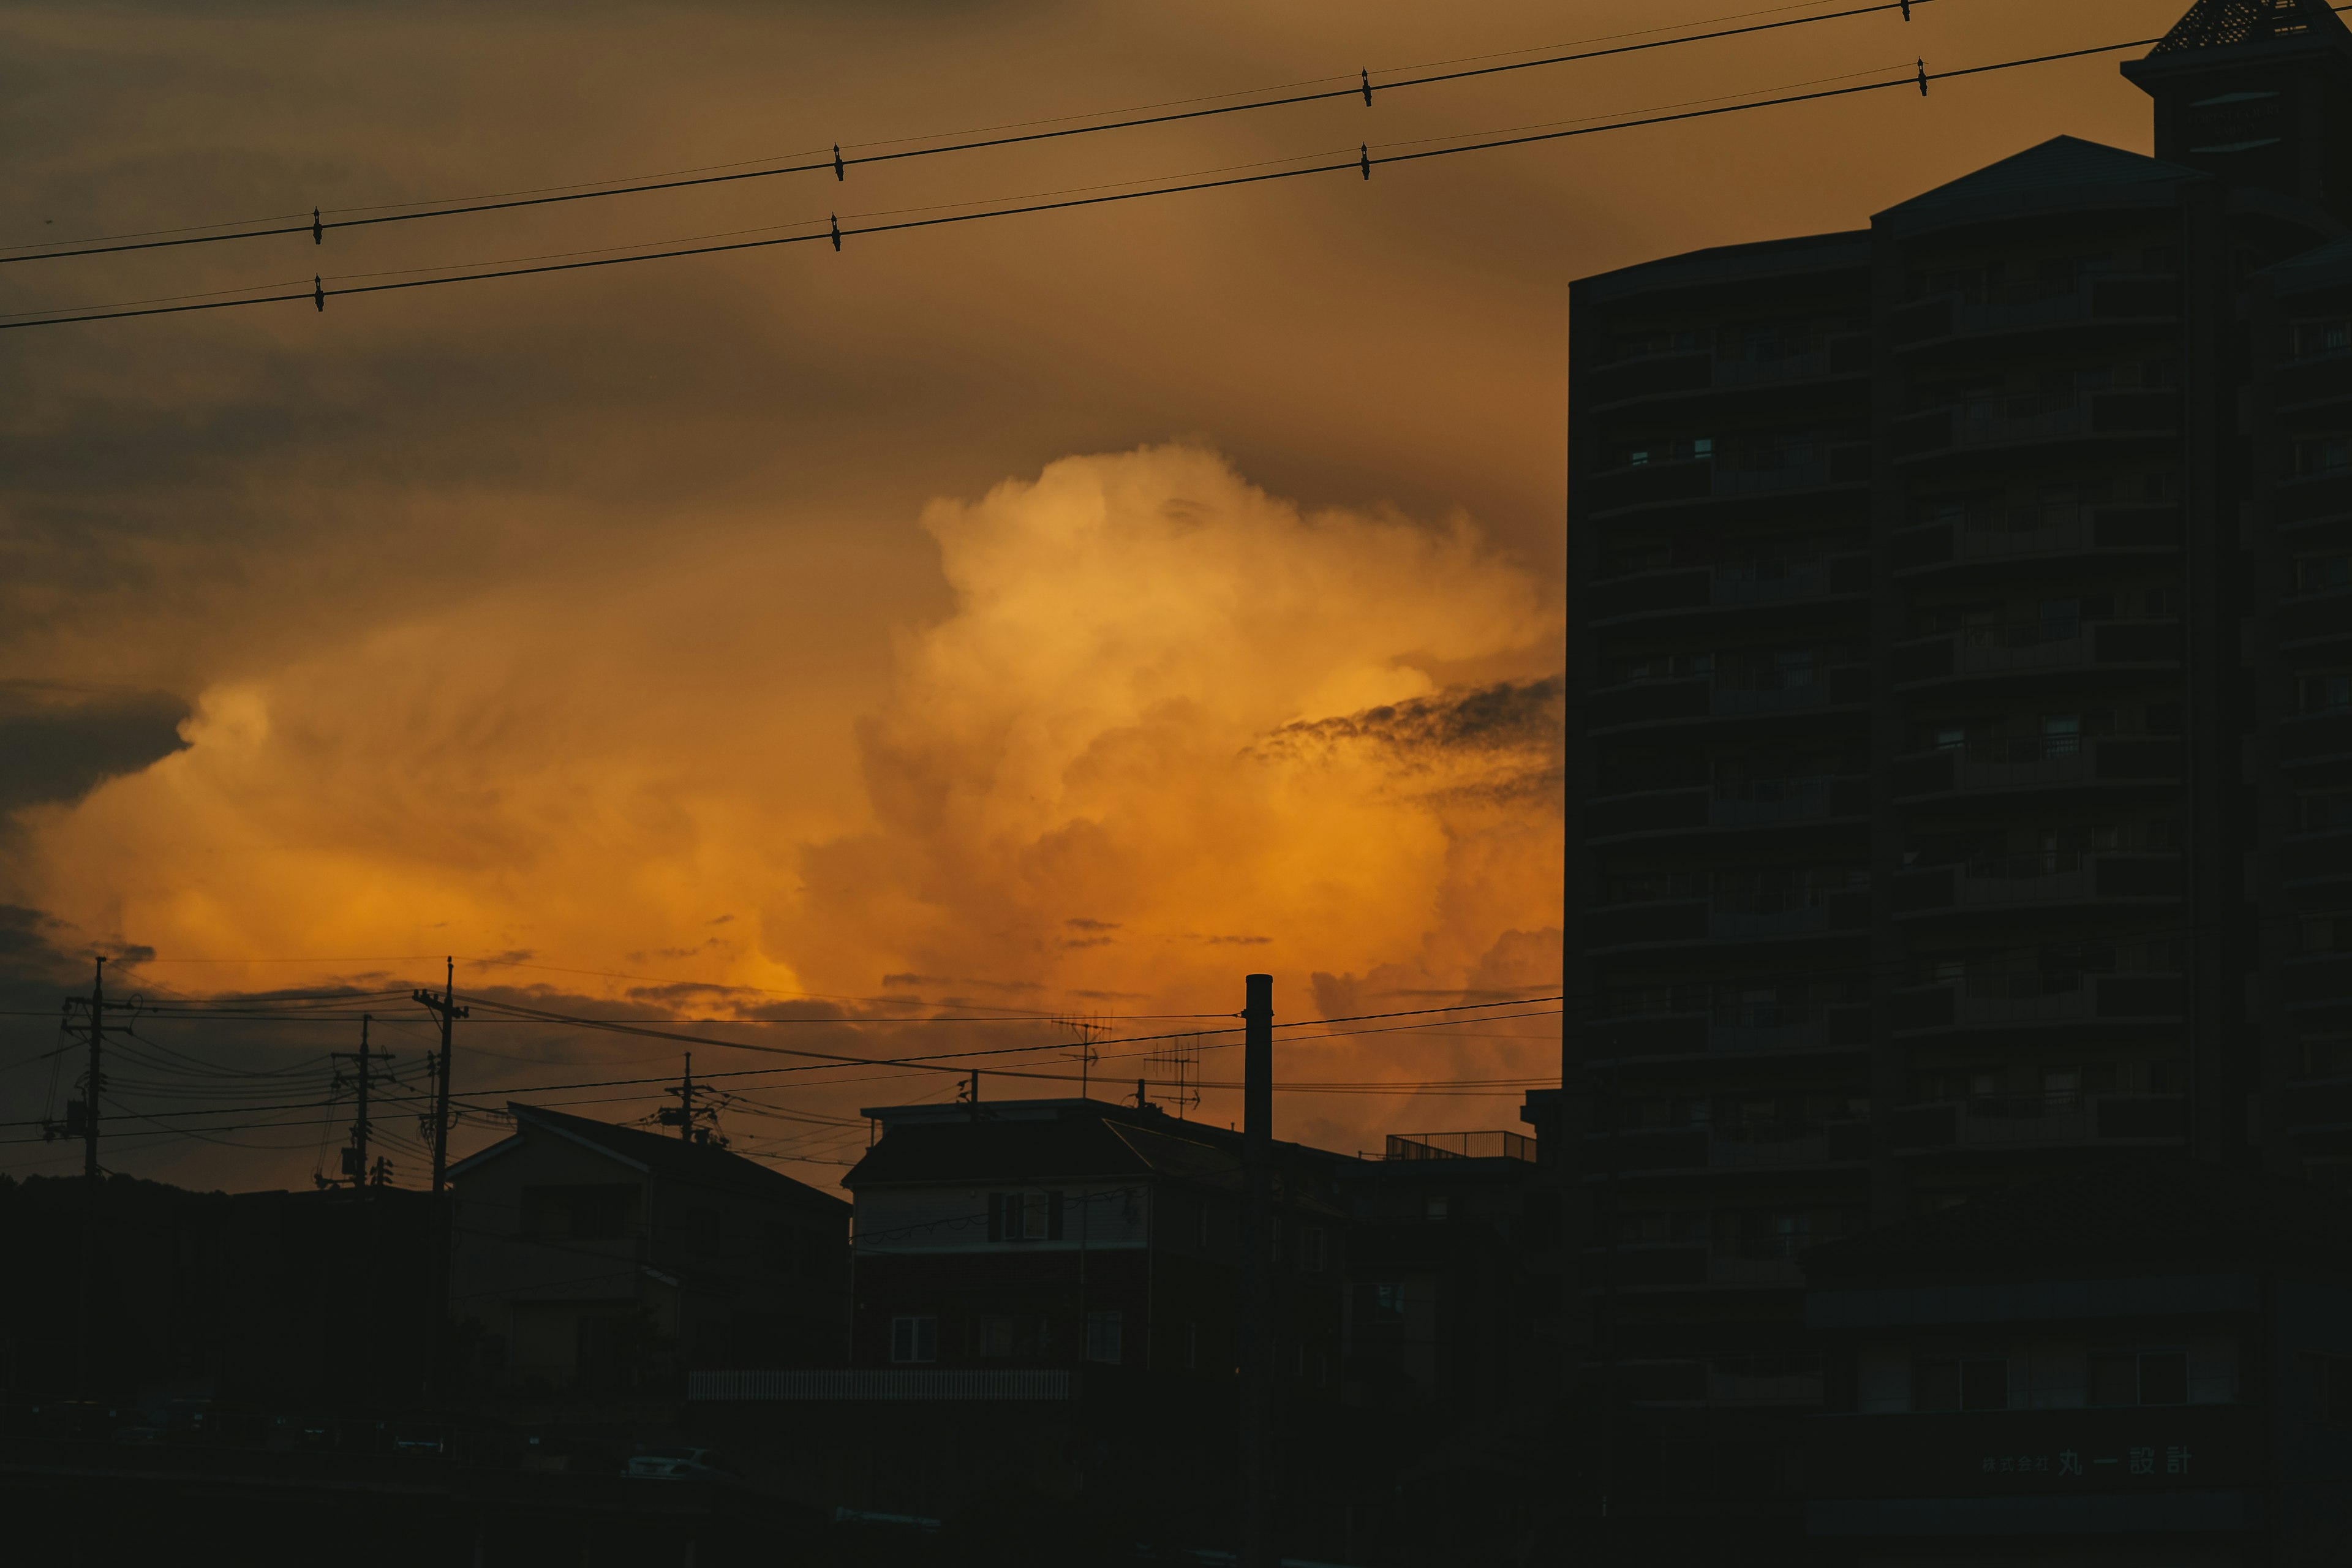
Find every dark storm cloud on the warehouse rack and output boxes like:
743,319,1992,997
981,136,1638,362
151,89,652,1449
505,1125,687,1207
0,682,187,812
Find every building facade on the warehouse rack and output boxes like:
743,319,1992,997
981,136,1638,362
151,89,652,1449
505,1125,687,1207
1554,0,2352,1551
1803,1160,2352,1566
447,1103,849,1395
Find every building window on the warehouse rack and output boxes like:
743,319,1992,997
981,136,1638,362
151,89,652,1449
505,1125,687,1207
2092,1348,2188,1406
988,1191,1065,1242
1372,1283,1406,1319
1195,1201,1210,1250
890,1316,937,1364
1915,1354,2007,1411
1085,1311,1124,1365
521,1184,642,1240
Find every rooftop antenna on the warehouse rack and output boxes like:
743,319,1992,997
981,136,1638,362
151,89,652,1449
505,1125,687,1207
1147,1031,1204,1120
1055,1012,1108,1100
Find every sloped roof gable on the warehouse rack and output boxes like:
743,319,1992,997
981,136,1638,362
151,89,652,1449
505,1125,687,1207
1877,136,2200,222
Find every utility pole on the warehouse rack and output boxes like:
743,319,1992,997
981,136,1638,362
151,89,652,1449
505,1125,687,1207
415,959,466,1194
413,958,467,1403
54,958,105,1395
329,1014,388,1188
1237,973,1275,1568
658,1054,723,1144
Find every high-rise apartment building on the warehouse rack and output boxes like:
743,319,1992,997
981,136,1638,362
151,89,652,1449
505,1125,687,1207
1548,0,2352,1550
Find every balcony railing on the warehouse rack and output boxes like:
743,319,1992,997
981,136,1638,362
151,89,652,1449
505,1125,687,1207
1890,1093,2187,1151
1891,971,2184,1031
1385,1130,1536,1163
1890,736,2183,797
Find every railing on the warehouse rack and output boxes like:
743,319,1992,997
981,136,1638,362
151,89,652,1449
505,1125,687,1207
1387,1130,1537,1163
1711,777,1828,824
689,1369,1072,1401
1954,401,2087,446
1711,559,1828,605
1713,460,1830,496
1711,680,1829,715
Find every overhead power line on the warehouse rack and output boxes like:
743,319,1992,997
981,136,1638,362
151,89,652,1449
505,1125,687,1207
0,33,2178,334
0,0,1934,268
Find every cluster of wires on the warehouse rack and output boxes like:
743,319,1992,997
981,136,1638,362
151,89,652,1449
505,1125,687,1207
0,0,2209,332
0,978,1566,1183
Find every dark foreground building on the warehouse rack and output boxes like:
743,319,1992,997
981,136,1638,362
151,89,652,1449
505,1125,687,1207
1548,0,2352,1555
1804,1161,2352,1566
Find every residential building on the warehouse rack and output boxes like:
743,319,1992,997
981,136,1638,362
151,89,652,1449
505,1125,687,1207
1803,1159,2352,1565
447,1103,848,1395
1551,1,2352,1553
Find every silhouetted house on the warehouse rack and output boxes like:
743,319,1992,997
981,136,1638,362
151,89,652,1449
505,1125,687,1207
1340,1131,1549,1421
1545,0,2352,1554
1803,1161,2352,1564
842,1097,1349,1390
447,1104,848,1395
684,1097,1354,1539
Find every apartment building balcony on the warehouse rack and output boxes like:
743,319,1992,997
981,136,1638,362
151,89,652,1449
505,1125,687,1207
1586,892,1868,952
1584,776,1871,839
1585,333,1869,409
1585,666,1869,733
2283,1074,2352,1136
2282,824,2352,891
1891,618,2182,688
1583,1121,1870,1177
1890,972,2184,1036
1890,391,2177,464
2276,467,2352,529
1583,1005,1869,1062
1892,852,2183,918
1891,504,2180,574
1588,553,1869,626
1885,274,2179,351
2279,583,2352,651
2280,952,2352,1014
1889,736,2182,800
2278,708,2352,767
1585,445,1869,516
2274,347,2352,409
1888,1093,2188,1153
1586,1243,1822,1294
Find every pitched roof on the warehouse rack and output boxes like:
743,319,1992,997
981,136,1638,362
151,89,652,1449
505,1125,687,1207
2148,0,2351,55
1877,137,2201,222
469,1102,846,1211
1801,1157,2352,1283
842,1099,1348,1191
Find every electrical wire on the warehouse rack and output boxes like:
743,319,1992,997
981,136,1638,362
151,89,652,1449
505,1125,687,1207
0,0,1936,266
0,30,2152,334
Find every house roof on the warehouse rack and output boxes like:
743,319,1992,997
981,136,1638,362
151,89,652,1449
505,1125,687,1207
1801,1158,2352,1284
450,1102,846,1213
1875,137,2201,224
2147,0,2351,56
843,1098,1349,1193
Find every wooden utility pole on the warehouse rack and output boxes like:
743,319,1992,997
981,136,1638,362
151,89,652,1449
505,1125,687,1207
1237,972,1275,1567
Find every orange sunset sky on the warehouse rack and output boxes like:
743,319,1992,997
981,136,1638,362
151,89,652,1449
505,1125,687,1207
1,1,2173,1191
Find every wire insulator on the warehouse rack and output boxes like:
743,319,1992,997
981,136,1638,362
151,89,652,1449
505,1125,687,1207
311,208,322,246
1360,143,1371,181
1901,0,1910,17
1361,68,1372,107
830,214,841,251
834,145,845,181
312,276,324,312
1917,57,1928,95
